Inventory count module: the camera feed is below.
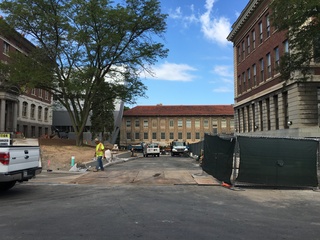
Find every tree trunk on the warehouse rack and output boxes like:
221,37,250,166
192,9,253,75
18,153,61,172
75,131,84,146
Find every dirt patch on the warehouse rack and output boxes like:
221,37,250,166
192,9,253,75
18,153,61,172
39,139,96,171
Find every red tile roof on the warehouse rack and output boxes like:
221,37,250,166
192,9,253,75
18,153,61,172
124,105,234,117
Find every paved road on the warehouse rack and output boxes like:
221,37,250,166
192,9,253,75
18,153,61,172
1,154,320,240
31,154,218,186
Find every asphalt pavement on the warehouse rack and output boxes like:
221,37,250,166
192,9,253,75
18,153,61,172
31,151,222,186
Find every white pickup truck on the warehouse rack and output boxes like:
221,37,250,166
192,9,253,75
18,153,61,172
0,133,42,191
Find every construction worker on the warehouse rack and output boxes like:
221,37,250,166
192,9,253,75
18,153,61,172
94,138,105,171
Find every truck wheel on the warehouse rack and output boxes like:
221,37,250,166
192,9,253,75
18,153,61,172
0,181,16,191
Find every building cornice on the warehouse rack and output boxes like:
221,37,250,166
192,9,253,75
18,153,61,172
227,0,263,42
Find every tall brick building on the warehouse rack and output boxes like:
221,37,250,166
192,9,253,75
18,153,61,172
0,22,52,137
120,104,234,147
227,0,320,137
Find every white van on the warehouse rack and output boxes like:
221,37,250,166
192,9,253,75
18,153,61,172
143,143,160,157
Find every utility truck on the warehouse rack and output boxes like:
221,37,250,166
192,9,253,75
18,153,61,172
143,143,160,157
170,140,189,156
0,133,42,191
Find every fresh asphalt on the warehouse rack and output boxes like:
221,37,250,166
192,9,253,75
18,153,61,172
2,152,320,240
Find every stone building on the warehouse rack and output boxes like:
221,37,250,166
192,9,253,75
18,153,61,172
0,22,52,137
120,104,234,147
227,0,320,137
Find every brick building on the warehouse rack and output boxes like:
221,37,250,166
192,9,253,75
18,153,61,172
0,22,52,137
227,0,320,137
120,104,234,147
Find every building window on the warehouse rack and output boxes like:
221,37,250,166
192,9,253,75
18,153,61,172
274,47,280,73
238,75,242,94
31,126,35,137
135,119,140,127
144,132,148,139
160,119,165,128
3,41,9,54
259,21,263,44
169,132,174,139
22,102,28,118
221,119,227,129
230,119,234,131
152,132,157,139
45,91,49,100
178,132,182,139
237,45,241,63
38,89,43,98
252,30,256,50
126,120,131,127
253,64,256,86
152,119,157,128
260,58,264,82
195,132,200,139
187,132,191,139
126,132,131,139
266,14,270,38
178,119,183,128
204,119,209,128
242,72,246,91
186,119,191,128
143,120,148,128
247,68,251,89
266,53,271,79
38,106,42,121
242,41,245,59
212,118,218,134
135,132,140,140
31,88,36,95
169,119,174,128
30,104,35,119
161,132,165,140
284,40,289,53
247,35,250,54
44,108,49,121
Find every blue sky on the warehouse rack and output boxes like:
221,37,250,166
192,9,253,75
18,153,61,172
132,0,249,107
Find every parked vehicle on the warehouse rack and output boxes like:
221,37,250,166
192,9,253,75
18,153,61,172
170,140,189,156
0,133,42,191
143,143,160,157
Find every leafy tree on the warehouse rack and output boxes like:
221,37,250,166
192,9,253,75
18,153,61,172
0,0,168,146
90,82,115,141
270,0,320,81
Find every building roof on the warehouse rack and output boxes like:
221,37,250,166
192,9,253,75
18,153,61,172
123,105,234,117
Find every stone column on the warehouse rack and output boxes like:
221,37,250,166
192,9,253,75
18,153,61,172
0,99,6,132
13,101,17,132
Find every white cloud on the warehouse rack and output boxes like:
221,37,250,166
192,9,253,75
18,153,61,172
212,65,233,78
146,62,197,82
200,0,231,46
168,0,232,45
213,86,233,93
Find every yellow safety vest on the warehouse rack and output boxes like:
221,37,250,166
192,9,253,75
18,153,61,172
95,143,105,157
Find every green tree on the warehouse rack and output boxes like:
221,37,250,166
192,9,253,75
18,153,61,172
270,0,320,81
0,0,168,146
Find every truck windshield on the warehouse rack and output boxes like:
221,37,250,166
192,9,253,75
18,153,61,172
173,142,185,146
